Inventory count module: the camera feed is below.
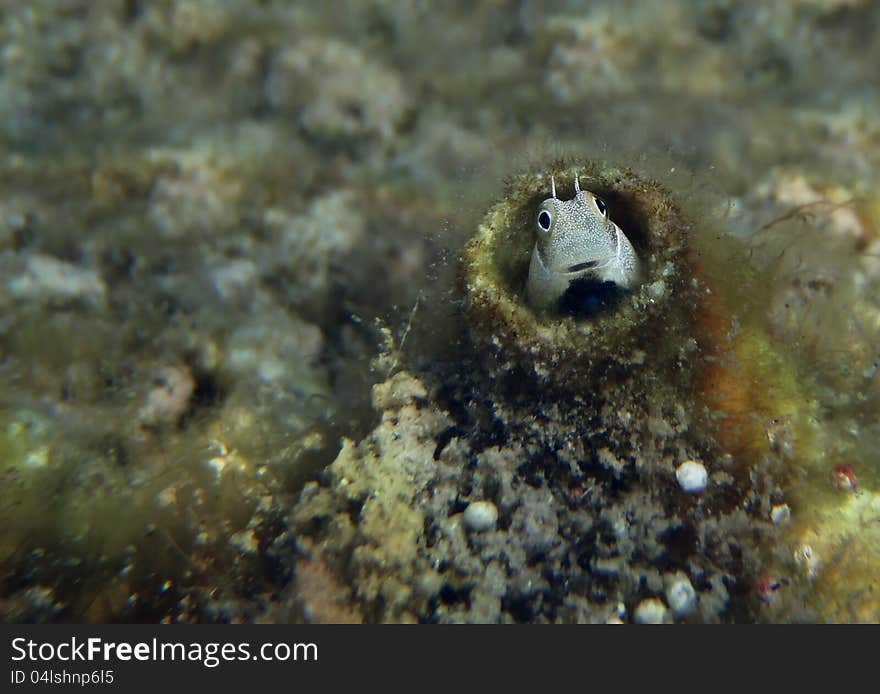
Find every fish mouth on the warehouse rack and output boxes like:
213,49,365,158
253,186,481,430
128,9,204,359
564,258,612,274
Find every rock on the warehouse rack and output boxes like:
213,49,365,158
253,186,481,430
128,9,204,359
664,572,698,618
210,259,258,301
266,191,366,307
289,372,451,622
634,598,668,624
7,254,106,307
266,38,410,147
224,311,325,392
139,365,196,427
511,488,560,557
770,504,791,526
676,460,708,494
463,501,499,532
148,154,244,238
372,371,427,411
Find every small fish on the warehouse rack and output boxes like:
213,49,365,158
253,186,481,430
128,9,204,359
527,173,640,312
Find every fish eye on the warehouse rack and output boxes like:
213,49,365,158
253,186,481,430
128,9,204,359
537,209,553,233
593,196,607,216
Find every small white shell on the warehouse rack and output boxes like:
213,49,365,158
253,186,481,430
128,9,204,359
675,460,708,494
794,543,820,578
664,573,697,618
770,503,791,526
634,598,668,624
463,500,499,532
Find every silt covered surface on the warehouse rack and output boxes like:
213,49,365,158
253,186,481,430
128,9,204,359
0,0,878,622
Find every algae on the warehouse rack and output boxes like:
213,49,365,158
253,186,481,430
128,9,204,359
0,0,878,623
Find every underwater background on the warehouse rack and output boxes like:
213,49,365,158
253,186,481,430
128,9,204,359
1,0,878,623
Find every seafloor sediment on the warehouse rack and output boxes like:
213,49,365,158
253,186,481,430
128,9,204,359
0,1,878,623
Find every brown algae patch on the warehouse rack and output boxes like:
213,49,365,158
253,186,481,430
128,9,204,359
736,202,880,622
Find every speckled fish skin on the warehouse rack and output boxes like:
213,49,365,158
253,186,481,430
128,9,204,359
527,176,640,311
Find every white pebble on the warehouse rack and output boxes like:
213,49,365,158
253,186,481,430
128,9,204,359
8,253,106,306
794,543,820,578
664,573,697,618
676,460,708,494
463,501,498,532
634,598,668,624
646,280,667,300
140,365,196,426
770,504,791,526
